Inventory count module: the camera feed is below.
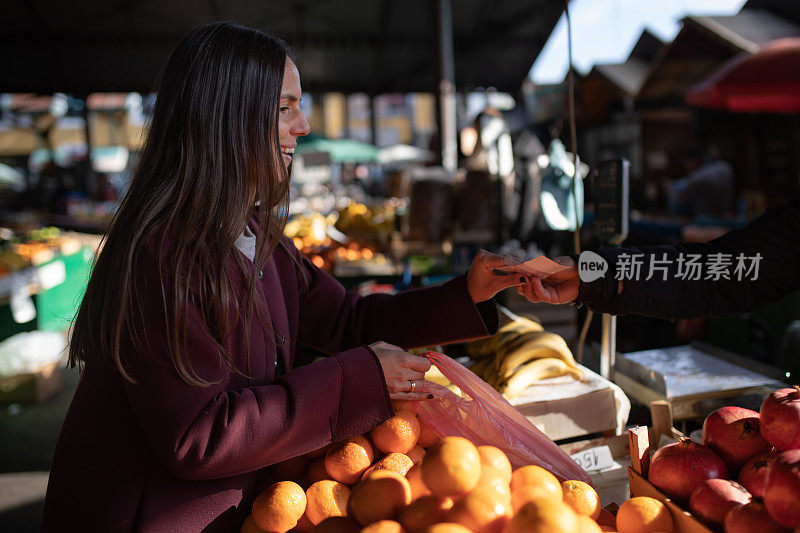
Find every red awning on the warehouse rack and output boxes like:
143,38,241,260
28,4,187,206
686,37,800,113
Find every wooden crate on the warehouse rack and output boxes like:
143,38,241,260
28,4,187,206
626,403,713,533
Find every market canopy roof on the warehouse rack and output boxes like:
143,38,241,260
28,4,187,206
686,37,800,113
0,0,561,95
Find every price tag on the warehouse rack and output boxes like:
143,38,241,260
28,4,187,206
570,445,616,473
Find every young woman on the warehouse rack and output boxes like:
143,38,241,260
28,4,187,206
41,22,522,532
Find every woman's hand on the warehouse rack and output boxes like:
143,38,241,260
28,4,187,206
516,256,580,305
466,249,527,303
369,341,433,401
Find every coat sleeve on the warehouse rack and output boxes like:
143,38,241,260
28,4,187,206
287,242,499,353
120,256,392,481
583,193,800,319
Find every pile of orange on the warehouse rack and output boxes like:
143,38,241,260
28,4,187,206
242,402,607,533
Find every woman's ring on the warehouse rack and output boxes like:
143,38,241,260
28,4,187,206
409,380,417,392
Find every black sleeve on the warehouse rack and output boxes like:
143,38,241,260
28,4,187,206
580,193,800,320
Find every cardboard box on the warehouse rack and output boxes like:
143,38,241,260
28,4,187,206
0,361,62,404
627,404,714,533
509,365,627,440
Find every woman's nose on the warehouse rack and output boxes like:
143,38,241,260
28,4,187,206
292,111,310,137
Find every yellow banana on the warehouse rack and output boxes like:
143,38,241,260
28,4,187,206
467,337,494,359
469,358,492,378
500,358,584,398
498,316,543,335
498,332,579,378
496,330,550,359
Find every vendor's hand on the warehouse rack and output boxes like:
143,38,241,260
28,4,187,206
516,256,579,305
466,249,527,303
369,341,433,401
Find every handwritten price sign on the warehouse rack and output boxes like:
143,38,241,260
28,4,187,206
570,445,616,473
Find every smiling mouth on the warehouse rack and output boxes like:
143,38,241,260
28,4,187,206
281,146,295,159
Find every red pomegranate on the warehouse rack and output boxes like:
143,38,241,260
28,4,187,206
688,478,751,527
760,386,800,451
702,406,771,473
763,449,800,528
647,437,729,503
738,450,779,498
723,501,791,533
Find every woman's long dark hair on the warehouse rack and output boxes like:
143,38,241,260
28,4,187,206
69,22,295,386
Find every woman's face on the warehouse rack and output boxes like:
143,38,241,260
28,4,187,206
278,57,310,168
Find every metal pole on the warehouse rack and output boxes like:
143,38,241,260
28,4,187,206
435,0,457,172
601,313,617,379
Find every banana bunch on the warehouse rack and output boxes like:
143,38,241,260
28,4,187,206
468,316,583,398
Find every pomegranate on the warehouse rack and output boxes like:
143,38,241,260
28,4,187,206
688,478,751,527
760,386,800,451
763,449,800,528
702,406,771,473
723,501,790,533
647,437,729,503
738,450,779,498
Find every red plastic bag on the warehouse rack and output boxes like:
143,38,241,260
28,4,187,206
416,350,591,484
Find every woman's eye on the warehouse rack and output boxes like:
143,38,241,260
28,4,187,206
280,106,290,116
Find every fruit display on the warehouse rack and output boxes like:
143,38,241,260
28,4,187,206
284,212,387,272
648,438,729,503
0,227,83,276
242,405,606,533
640,388,800,531
466,317,584,398
334,201,396,237
760,386,800,451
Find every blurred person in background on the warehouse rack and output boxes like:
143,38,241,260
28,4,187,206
668,145,735,218
41,22,523,532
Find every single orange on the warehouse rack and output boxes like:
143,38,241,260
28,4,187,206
506,498,579,533
304,480,351,525
406,464,431,501
576,514,603,533
348,470,412,526
407,445,426,465
424,523,472,533
310,516,361,533
417,418,440,448
371,411,421,454
398,495,454,533
421,436,482,498
240,515,266,533
510,465,562,511
252,481,308,533
615,497,673,533
561,480,601,520
307,457,332,484
360,520,406,533
477,466,511,501
446,485,511,533
476,446,512,484
324,436,375,485
510,465,561,493
362,452,414,480
392,400,419,415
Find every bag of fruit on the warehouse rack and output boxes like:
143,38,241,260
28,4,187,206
416,350,591,484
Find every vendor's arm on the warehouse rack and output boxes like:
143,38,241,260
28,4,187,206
121,258,392,481
292,244,521,352
522,193,800,320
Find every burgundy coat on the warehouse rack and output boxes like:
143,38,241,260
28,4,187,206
41,235,497,532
